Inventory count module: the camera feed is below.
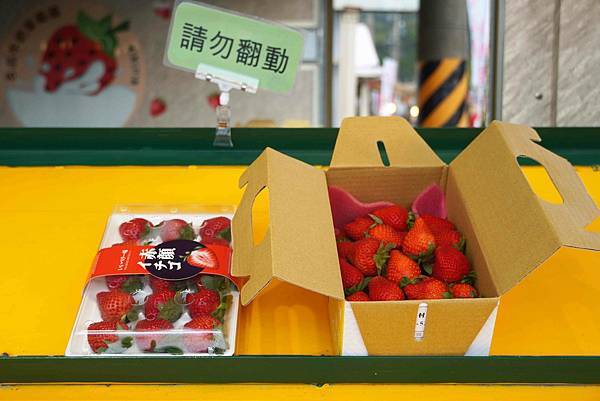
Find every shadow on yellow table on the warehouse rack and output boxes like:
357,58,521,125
0,166,598,358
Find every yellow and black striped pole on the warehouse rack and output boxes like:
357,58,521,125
418,0,470,127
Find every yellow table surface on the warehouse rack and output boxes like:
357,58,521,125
0,165,599,398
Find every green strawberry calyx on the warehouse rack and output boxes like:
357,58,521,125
76,11,130,58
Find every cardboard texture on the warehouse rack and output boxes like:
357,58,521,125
232,117,600,355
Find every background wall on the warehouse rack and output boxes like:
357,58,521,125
502,0,600,126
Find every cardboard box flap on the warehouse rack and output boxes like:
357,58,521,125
330,116,446,168
231,147,344,306
449,121,600,294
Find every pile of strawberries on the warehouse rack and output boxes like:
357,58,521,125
337,205,478,302
86,216,232,354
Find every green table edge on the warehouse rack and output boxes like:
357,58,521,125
1,355,600,384
0,127,599,166
0,126,599,384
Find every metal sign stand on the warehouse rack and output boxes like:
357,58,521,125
195,64,259,148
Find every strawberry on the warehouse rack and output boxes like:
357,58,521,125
118,218,153,241
150,98,166,117
349,238,391,276
334,227,347,241
385,250,421,285
187,288,221,318
368,276,405,301
144,290,182,322
105,275,144,293
97,290,135,322
187,248,219,270
402,217,436,258
134,318,173,352
183,315,221,353
149,276,172,292
207,92,220,110
344,216,374,241
198,217,231,243
372,205,410,231
346,291,370,302
87,321,132,354
432,246,470,283
339,258,364,289
336,240,354,260
434,230,465,251
158,219,195,242
451,283,478,298
368,223,406,247
404,277,451,300
202,237,230,247
421,214,455,234
40,12,129,94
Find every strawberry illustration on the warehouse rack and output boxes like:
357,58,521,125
183,315,221,353
119,218,153,241
339,257,364,289
346,291,370,302
199,217,231,243
368,276,405,301
158,219,195,242
349,238,392,276
144,290,182,322
402,217,436,259
404,277,451,300
344,216,374,241
450,283,478,298
187,288,221,318
87,321,132,354
372,205,410,231
336,240,354,261
134,318,174,352
187,248,219,270
367,222,406,247
150,98,166,117
40,12,129,94
385,250,421,285
432,246,470,283
105,275,144,293
421,214,455,234
96,290,135,322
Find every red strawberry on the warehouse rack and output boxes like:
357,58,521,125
421,214,455,234
118,218,153,241
368,223,405,247
183,315,221,353
105,275,144,293
346,291,370,302
404,277,451,300
207,92,220,110
202,237,230,247
134,318,173,352
339,258,364,289
187,248,219,270
87,321,131,354
385,250,421,285
368,276,405,301
344,216,374,240
372,205,410,231
199,217,231,243
402,217,436,258
97,290,134,322
434,230,465,250
451,283,478,298
349,238,390,276
144,290,182,322
334,227,347,241
149,276,171,292
40,12,129,94
336,240,354,260
150,98,166,117
432,246,470,283
187,288,220,318
158,219,195,242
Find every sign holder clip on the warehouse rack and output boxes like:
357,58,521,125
195,64,259,148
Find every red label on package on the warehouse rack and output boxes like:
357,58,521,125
89,240,235,284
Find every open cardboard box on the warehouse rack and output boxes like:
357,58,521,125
231,117,600,356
